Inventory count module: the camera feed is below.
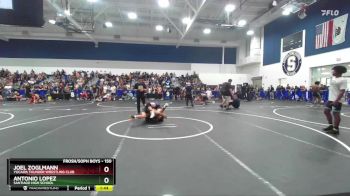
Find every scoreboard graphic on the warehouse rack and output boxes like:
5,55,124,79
7,158,115,192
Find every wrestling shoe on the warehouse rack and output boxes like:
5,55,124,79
327,128,339,135
322,125,333,131
150,111,155,119
128,115,136,122
163,103,169,108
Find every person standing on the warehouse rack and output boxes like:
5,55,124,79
185,82,194,107
312,81,321,105
323,65,347,134
269,85,275,100
134,78,147,114
220,79,234,109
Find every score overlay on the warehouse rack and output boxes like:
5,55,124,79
7,158,115,192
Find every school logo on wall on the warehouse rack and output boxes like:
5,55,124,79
282,51,302,76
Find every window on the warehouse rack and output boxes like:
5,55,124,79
282,31,303,52
0,0,13,9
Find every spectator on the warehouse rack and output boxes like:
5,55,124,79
312,81,321,104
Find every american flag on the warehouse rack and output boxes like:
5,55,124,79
315,20,333,49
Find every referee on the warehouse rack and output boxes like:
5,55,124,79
185,82,194,107
134,78,147,114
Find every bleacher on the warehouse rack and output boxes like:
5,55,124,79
258,89,350,104
3,86,350,105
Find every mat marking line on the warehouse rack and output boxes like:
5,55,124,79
147,126,177,129
341,113,350,118
90,123,133,196
253,125,350,158
0,110,135,135
0,115,90,157
0,108,349,152
197,128,285,196
223,116,350,158
0,102,94,111
191,109,350,153
273,107,350,131
0,112,15,125
147,124,177,127
106,116,213,141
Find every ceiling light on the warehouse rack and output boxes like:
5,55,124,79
282,8,292,16
203,28,211,34
158,0,169,8
128,12,137,20
57,13,63,17
182,17,191,24
225,4,236,13
155,25,164,31
48,19,56,24
282,10,290,15
272,0,277,7
247,30,254,36
87,0,98,2
64,9,71,16
237,19,247,27
321,72,331,75
105,21,113,28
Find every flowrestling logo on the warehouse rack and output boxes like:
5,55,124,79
282,51,302,76
321,10,340,16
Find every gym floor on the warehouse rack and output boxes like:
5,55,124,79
0,100,350,196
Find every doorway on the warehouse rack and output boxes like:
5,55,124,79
278,78,287,86
252,76,262,88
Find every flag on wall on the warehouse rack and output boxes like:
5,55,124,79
315,14,348,49
333,14,348,45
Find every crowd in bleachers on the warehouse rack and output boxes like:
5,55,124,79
235,84,322,102
235,83,349,104
0,69,349,105
0,69,212,103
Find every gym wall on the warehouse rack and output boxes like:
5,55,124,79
0,39,239,79
260,0,350,88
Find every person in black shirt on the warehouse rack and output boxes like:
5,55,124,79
269,85,275,100
241,84,247,99
134,78,147,114
220,79,234,109
25,83,31,99
185,82,194,107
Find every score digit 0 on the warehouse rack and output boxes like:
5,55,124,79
104,166,109,173
104,177,109,184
